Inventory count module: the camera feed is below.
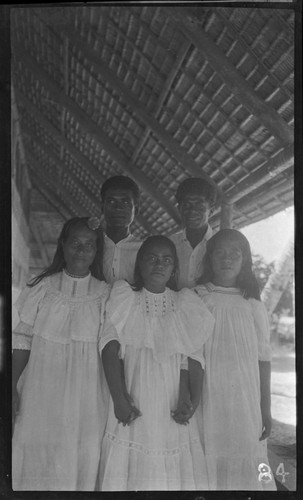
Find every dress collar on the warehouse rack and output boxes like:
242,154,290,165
206,282,242,294
63,269,91,281
143,287,168,296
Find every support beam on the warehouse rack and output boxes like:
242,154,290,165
13,37,221,200
28,162,87,217
132,40,192,164
25,134,157,235
27,148,156,236
164,7,294,146
63,30,221,196
29,221,51,268
27,137,100,208
225,145,293,204
31,181,73,221
220,202,233,229
13,80,180,224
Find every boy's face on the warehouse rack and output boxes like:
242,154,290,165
102,188,137,229
178,193,211,230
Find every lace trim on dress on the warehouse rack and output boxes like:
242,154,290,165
138,288,176,317
105,432,201,456
205,283,242,295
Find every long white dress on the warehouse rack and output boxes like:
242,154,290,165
98,280,215,491
12,271,110,491
194,283,276,491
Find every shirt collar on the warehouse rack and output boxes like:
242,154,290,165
104,232,135,245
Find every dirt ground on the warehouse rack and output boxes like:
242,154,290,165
268,342,296,471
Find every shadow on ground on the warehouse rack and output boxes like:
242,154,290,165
268,418,296,469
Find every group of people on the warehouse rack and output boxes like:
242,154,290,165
12,175,276,491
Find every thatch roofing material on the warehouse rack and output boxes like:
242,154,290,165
11,5,294,269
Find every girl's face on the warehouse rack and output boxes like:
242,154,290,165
139,242,175,293
211,238,243,287
62,225,97,276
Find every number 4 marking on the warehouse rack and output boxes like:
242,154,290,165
276,463,289,483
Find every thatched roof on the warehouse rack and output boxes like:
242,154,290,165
10,4,294,270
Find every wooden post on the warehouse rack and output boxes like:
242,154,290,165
220,202,233,229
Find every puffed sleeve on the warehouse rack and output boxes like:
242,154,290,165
12,280,48,350
166,288,215,367
250,299,272,361
98,280,135,354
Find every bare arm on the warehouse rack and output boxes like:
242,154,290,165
102,340,141,425
172,358,203,425
188,357,204,410
12,349,30,424
259,360,272,440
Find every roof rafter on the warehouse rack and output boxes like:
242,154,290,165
29,220,51,267
226,144,293,203
164,6,294,146
50,29,222,198
211,7,294,103
28,155,87,217
24,132,159,236
132,39,192,164
12,46,180,225
27,147,155,235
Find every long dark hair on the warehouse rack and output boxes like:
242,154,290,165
28,217,104,287
198,229,261,300
131,235,179,291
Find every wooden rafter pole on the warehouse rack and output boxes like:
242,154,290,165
220,202,234,229
28,164,86,218
31,31,222,198
15,53,180,224
164,6,294,146
29,220,51,268
26,136,157,235
27,151,155,235
225,145,293,204
31,180,72,220
132,39,192,164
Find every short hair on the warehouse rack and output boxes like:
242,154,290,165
175,177,217,207
197,229,261,300
132,235,179,291
101,176,140,206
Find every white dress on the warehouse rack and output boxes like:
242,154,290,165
195,283,276,491
98,280,215,491
12,271,110,491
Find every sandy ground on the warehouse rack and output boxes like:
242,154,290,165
268,342,296,472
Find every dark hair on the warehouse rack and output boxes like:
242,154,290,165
175,177,217,207
197,229,261,300
27,217,104,287
131,235,179,291
101,175,140,207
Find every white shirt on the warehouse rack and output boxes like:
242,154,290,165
170,225,213,289
103,233,142,284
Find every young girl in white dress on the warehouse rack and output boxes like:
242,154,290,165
194,229,276,490
12,218,110,491
98,235,215,491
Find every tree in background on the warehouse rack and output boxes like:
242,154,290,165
253,254,274,291
252,250,294,342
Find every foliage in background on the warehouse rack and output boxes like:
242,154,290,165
252,254,293,316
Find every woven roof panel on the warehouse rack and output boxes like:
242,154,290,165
11,5,294,269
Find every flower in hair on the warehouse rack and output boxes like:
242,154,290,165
87,216,101,230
